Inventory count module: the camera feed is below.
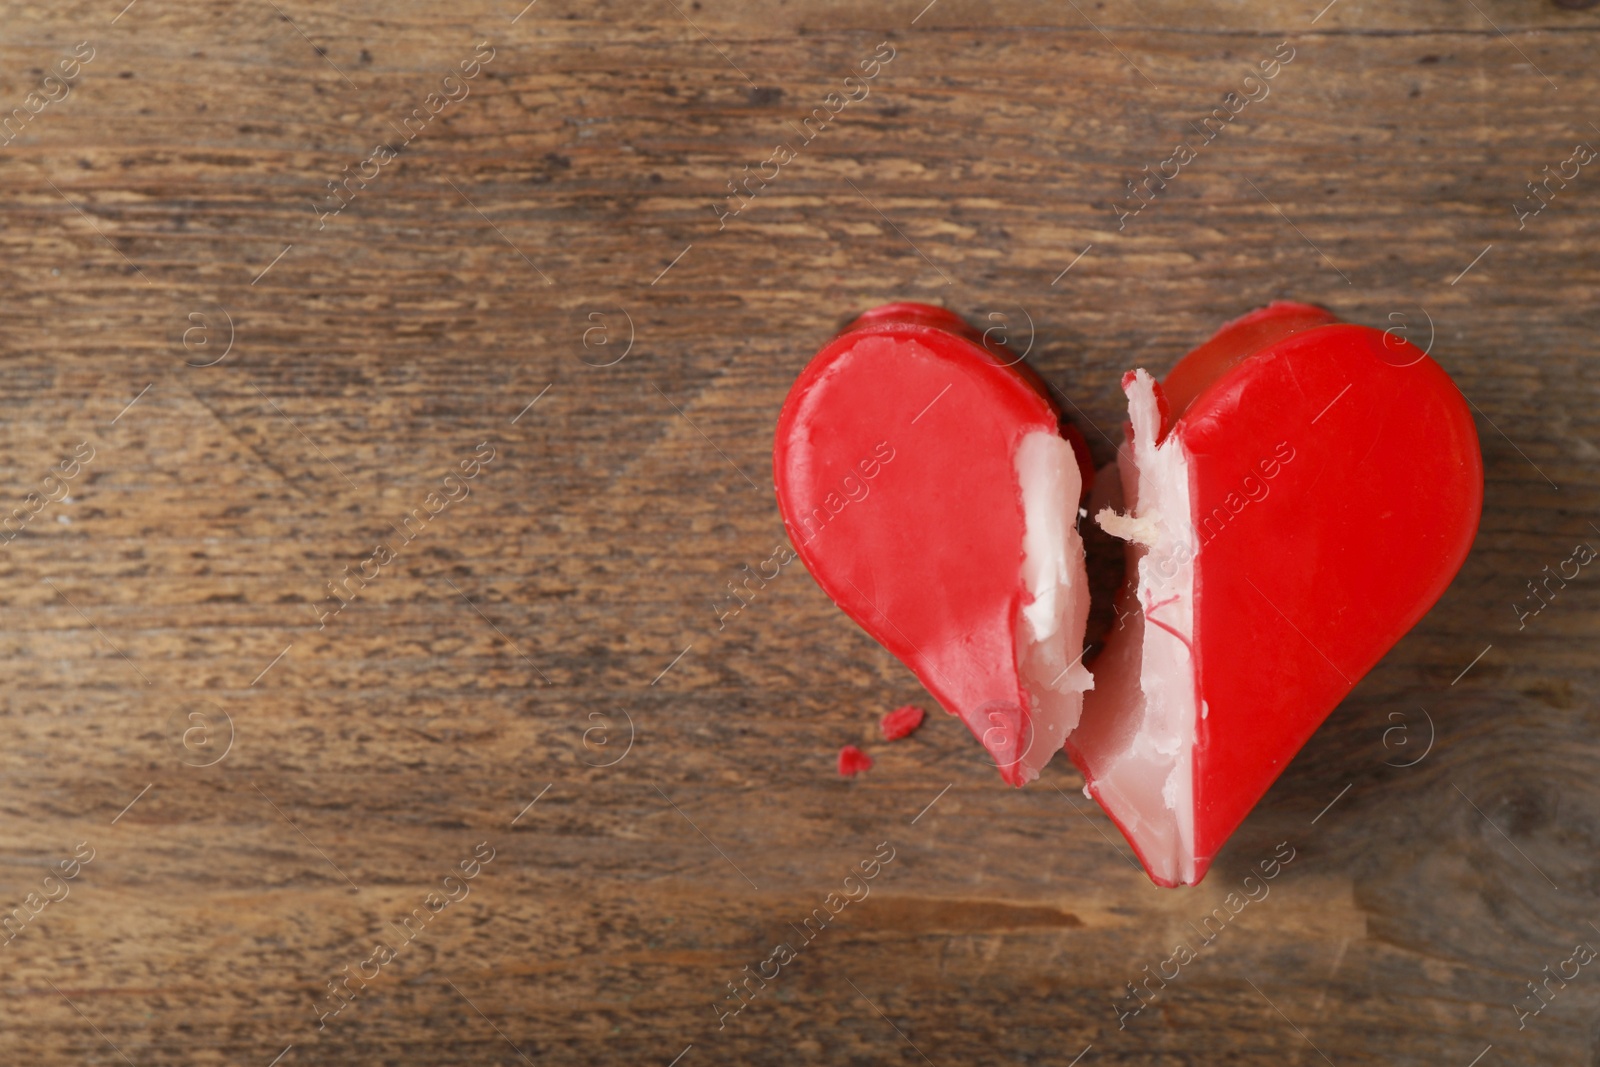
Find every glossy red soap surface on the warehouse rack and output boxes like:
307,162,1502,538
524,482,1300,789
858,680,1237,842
774,304,1086,784
1174,311,1483,868
1161,301,1340,420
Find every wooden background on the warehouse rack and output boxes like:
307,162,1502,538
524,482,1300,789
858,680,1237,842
2,0,1598,1063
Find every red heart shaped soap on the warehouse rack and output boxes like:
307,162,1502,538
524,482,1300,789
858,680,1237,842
774,304,1095,785
1079,302,1482,885
775,301,1481,888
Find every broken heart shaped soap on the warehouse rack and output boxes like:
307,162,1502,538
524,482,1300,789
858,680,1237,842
1081,302,1482,885
773,303,1095,786
776,301,1481,888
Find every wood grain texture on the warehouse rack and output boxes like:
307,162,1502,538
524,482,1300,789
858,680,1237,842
1,0,1598,1063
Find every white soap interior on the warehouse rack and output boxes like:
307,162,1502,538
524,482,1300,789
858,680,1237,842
1011,430,1095,784
1077,370,1199,886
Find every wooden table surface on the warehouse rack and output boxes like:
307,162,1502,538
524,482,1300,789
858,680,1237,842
3,0,1598,1063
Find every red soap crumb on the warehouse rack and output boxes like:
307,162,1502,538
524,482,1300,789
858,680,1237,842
837,745,874,777
880,704,927,741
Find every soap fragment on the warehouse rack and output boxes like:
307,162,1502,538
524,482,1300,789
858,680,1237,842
880,705,927,741
838,745,874,777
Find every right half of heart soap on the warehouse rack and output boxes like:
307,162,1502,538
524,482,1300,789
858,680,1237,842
1072,303,1483,887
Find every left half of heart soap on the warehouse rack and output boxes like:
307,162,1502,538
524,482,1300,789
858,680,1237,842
774,303,1095,786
